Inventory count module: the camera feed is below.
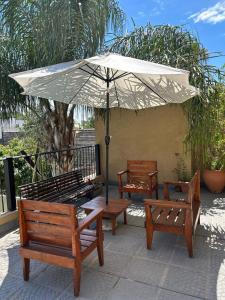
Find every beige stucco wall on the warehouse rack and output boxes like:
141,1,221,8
95,104,191,184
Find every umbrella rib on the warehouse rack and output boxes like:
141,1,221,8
110,70,119,81
68,65,100,104
80,64,106,81
131,73,168,103
111,72,130,81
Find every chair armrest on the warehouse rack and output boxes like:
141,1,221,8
163,181,189,199
117,170,128,176
117,170,128,189
148,171,158,190
148,171,158,177
78,208,103,232
144,199,190,209
163,180,189,186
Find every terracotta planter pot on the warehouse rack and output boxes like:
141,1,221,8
203,169,225,193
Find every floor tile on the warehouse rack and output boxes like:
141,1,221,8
90,249,132,277
206,272,225,300
170,246,210,272
32,265,73,291
10,282,60,300
62,268,119,299
0,273,25,300
105,234,142,256
135,242,175,264
157,288,202,300
123,257,169,286
106,278,159,300
162,265,208,299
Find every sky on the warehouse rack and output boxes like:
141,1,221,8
119,0,225,68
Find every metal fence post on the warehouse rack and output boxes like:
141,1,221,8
95,144,101,176
3,157,16,211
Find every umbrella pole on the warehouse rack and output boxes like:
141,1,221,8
105,68,110,205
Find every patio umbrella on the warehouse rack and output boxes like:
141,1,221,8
9,53,198,204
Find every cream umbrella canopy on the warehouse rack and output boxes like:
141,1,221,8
9,53,199,204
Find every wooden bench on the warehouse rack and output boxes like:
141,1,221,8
145,170,200,257
18,199,104,297
118,160,158,199
20,170,95,205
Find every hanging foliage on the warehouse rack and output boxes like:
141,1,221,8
108,24,224,168
0,0,124,151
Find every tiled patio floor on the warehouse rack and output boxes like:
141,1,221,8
0,186,225,299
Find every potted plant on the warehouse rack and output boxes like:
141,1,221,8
174,153,191,193
203,137,225,193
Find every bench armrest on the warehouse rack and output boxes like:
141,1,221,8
144,199,190,209
78,208,103,232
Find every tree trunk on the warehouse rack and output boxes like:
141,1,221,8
43,102,76,174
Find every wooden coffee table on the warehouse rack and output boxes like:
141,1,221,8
81,197,131,235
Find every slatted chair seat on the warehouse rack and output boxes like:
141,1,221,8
18,199,104,297
20,170,95,204
118,160,159,199
145,171,201,257
123,182,155,192
23,229,97,259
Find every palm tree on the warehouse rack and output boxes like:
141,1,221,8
0,0,124,152
108,24,224,168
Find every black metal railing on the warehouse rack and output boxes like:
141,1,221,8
0,144,100,214
0,159,6,214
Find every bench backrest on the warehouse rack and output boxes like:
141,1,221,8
18,199,78,254
127,160,157,184
186,170,200,205
54,170,86,191
20,170,85,201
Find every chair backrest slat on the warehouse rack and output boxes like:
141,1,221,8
24,211,71,227
127,160,157,183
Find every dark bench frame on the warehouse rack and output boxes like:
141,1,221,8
20,170,95,204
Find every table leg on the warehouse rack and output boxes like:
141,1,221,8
123,210,127,225
111,218,116,235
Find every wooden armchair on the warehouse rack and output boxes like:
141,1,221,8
18,199,104,297
118,160,158,199
145,171,200,257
